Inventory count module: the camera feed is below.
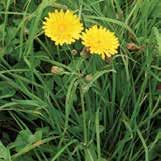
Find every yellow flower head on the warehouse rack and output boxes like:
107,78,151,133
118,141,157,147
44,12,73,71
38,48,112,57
43,10,83,45
81,25,119,59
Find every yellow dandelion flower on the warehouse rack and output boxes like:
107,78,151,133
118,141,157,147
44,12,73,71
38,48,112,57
81,25,119,59
43,10,83,45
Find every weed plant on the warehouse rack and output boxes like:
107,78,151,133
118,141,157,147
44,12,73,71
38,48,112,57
0,0,161,161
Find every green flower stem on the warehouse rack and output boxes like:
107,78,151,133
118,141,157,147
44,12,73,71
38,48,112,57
80,87,87,144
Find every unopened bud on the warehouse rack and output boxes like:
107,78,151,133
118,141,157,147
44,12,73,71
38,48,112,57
85,74,93,82
126,43,144,52
71,49,78,56
80,47,90,58
51,66,64,75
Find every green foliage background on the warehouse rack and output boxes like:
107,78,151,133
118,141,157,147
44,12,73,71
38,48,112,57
0,0,161,160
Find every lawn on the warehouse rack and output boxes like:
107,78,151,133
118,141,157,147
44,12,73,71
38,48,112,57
0,0,161,161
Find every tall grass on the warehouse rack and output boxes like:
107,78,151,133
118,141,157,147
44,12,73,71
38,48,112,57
0,0,161,160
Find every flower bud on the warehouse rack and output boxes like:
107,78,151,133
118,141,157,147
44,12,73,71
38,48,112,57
80,47,90,58
51,66,64,75
85,74,93,82
71,49,78,56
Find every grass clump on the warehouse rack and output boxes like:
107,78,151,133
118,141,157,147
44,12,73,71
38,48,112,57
0,0,161,161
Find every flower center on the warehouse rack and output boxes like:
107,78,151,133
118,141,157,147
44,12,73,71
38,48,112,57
59,26,65,32
97,40,101,44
